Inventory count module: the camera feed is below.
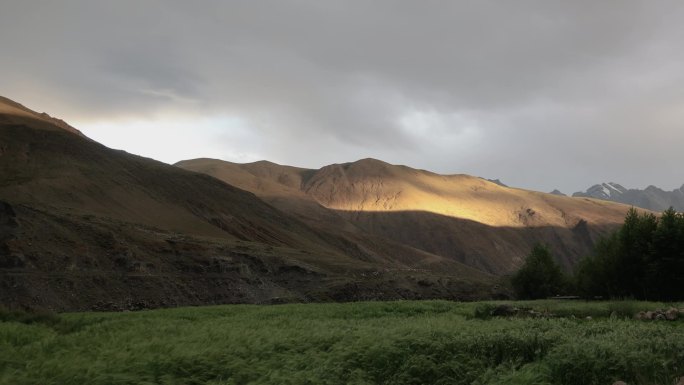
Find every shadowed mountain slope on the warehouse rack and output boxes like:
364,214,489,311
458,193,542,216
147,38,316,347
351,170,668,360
0,97,493,311
178,158,635,274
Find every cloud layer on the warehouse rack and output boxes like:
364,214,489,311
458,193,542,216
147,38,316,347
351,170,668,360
2,0,684,193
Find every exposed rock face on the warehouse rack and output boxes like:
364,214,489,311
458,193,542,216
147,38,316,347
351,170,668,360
573,182,684,211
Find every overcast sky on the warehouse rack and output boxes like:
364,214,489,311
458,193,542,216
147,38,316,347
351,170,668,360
2,1,684,193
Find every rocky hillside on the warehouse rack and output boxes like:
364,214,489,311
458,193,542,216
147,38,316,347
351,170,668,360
0,97,492,311
177,158,636,274
573,182,684,211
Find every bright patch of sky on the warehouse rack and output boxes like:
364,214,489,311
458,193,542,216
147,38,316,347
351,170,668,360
74,115,262,165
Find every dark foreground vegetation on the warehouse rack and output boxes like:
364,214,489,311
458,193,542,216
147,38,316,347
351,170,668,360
513,208,684,301
577,208,684,300
2,300,683,385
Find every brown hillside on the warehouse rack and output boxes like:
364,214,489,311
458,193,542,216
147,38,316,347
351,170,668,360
0,97,493,311
0,96,85,137
177,158,635,274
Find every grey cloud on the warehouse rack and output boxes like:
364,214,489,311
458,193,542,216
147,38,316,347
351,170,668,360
2,0,684,193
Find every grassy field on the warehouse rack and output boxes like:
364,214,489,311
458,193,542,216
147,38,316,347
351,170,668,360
1,300,683,385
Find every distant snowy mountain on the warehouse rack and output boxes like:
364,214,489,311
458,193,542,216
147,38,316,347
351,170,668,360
574,183,627,200
573,183,684,211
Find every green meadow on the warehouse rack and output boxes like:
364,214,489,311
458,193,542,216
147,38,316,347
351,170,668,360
2,300,683,385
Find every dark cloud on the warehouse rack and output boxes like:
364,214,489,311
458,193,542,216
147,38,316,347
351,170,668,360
2,0,684,193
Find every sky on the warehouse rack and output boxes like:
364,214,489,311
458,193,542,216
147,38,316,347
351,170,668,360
2,0,684,194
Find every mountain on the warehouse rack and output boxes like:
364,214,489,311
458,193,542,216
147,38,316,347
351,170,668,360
177,158,635,275
549,189,566,196
0,97,492,311
485,178,508,187
573,182,628,200
0,96,85,137
573,183,684,211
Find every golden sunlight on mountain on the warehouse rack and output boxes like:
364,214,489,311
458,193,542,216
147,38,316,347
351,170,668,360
180,157,631,229
177,157,638,274
308,162,628,228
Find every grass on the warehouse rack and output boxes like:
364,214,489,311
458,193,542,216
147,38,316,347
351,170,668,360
1,300,683,385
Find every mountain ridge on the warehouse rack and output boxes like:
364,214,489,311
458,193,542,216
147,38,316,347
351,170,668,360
0,95,651,311
0,95,85,137
177,157,637,274
0,96,495,311
573,182,684,211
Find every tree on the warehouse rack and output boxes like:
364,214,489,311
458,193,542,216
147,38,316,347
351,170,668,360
575,234,619,298
645,207,684,300
614,208,657,297
574,207,684,301
511,244,567,299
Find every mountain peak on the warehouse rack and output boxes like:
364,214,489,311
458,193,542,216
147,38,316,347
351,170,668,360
573,182,626,200
0,96,84,137
322,158,397,177
573,181,684,211
346,158,392,168
486,178,508,187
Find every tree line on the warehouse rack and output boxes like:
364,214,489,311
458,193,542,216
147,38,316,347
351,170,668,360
512,207,684,300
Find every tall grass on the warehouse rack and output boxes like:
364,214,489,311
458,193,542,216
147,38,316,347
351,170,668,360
0,300,682,385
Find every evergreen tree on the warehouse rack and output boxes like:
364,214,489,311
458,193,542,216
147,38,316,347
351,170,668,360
574,207,684,300
615,208,657,298
511,244,566,299
646,208,684,300
575,234,619,298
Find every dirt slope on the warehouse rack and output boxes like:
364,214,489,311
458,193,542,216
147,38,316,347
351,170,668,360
0,97,492,311
178,158,635,274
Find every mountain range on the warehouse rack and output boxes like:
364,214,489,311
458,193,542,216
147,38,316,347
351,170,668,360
176,158,630,275
572,182,684,211
0,96,639,311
